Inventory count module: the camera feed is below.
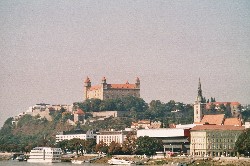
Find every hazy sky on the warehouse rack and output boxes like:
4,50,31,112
1,0,250,127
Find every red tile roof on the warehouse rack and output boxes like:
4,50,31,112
108,84,136,89
224,118,242,126
191,125,244,131
75,109,85,115
89,85,101,90
84,76,91,83
200,114,225,125
88,84,137,90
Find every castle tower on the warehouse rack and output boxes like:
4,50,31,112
135,77,140,89
101,77,107,89
194,78,205,123
84,76,91,100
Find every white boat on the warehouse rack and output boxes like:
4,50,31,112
71,159,84,164
108,158,134,165
27,147,62,163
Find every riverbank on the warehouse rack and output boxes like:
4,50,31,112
71,154,250,166
0,152,12,161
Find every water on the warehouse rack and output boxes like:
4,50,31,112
0,161,107,166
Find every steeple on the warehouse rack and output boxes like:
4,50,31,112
194,78,205,123
196,78,203,102
198,78,202,96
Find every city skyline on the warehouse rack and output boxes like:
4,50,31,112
1,0,250,127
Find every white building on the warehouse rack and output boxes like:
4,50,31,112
96,130,136,146
56,130,96,143
137,128,190,153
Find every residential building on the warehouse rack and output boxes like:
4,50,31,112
84,77,140,100
56,130,96,143
190,125,244,157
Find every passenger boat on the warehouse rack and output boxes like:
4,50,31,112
108,158,134,165
27,147,62,163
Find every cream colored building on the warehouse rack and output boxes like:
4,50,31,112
56,130,96,143
96,130,135,146
84,77,140,100
190,125,244,157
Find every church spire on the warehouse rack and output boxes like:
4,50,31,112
198,78,202,97
196,78,203,102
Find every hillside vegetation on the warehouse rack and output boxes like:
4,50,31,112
1,96,249,153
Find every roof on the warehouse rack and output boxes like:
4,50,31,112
138,120,150,124
89,85,101,90
75,109,85,115
62,129,88,135
88,83,137,90
191,125,244,131
200,114,225,125
224,118,242,126
84,76,91,83
108,83,137,89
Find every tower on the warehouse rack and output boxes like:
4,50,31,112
194,78,205,123
84,76,91,100
135,77,140,89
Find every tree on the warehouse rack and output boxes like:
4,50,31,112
235,129,250,155
135,136,163,156
95,141,108,154
108,141,122,155
83,139,96,153
122,132,137,154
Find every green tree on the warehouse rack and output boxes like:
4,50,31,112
135,136,163,156
235,129,250,155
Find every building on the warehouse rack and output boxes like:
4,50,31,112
73,108,85,123
200,114,225,125
56,130,96,143
25,103,73,121
206,102,241,118
195,114,242,126
96,130,136,146
137,128,190,153
131,120,161,129
84,77,140,100
190,125,244,157
193,78,206,123
92,111,128,118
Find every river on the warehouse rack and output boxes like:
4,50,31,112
0,161,107,166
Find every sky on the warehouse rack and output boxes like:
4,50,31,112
1,0,250,127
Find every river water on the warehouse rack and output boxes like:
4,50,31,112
0,161,107,166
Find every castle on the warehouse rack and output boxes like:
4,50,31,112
84,77,140,100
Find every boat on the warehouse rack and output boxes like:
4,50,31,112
27,147,62,163
71,159,84,164
108,158,134,165
16,155,25,161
